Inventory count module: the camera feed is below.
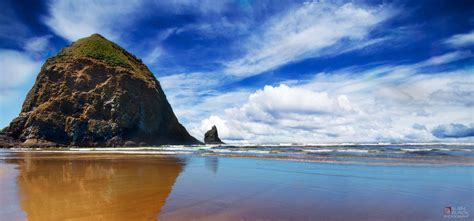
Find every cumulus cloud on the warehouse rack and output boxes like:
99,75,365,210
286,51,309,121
199,116,231,139
195,84,368,143
228,84,356,121
224,1,395,77
192,52,474,143
444,30,474,48
432,123,474,138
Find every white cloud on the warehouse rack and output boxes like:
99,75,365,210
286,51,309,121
21,35,55,59
141,28,179,65
195,84,365,143
444,30,474,48
0,50,42,128
0,36,57,107
159,72,249,123
232,84,356,121
43,0,143,41
224,1,395,77
144,46,165,65
194,52,474,143
0,50,41,91
199,115,230,139
43,0,233,44
23,35,52,53
160,72,222,106
418,50,472,66
152,0,230,15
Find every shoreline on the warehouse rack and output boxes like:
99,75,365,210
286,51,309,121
3,147,473,167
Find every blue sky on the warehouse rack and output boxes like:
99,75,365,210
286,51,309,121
0,0,473,143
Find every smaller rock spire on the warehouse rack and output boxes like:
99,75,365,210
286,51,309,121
204,125,224,144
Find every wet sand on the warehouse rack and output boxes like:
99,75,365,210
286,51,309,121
0,151,472,221
0,152,185,221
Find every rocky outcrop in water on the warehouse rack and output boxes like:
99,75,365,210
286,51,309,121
1,34,200,147
204,126,224,144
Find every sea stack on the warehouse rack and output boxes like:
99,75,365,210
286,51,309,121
204,126,224,144
2,34,200,147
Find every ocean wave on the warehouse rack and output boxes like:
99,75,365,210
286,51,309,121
302,149,333,153
401,148,434,152
210,149,272,154
7,144,473,161
333,149,370,153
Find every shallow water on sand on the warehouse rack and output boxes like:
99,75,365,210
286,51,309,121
0,152,185,221
13,144,474,166
0,151,473,221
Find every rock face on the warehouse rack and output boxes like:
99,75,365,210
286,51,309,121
2,34,200,147
204,126,224,144
0,132,20,148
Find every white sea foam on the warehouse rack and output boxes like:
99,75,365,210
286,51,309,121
226,142,474,147
401,148,433,152
302,149,334,153
210,149,271,154
334,149,370,153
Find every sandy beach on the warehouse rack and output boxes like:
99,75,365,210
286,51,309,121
0,150,472,221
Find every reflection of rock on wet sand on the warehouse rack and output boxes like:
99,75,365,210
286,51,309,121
205,157,219,174
11,154,184,221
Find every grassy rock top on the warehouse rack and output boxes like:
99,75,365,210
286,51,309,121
55,34,156,87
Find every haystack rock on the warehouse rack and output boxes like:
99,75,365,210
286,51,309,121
2,34,200,147
204,126,224,144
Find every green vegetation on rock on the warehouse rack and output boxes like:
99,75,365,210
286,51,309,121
56,34,156,85
59,34,137,70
